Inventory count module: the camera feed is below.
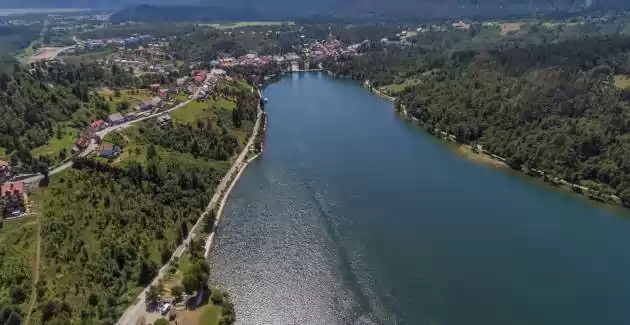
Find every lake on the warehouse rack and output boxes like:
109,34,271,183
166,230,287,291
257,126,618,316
207,72,630,325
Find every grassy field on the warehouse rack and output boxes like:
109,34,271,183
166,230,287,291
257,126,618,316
171,98,235,125
199,305,221,325
58,48,116,65
31,127,77,159
99,88,155,113
381,78,421,94
0,215,38,315
615,75,630,89
500,22,523,36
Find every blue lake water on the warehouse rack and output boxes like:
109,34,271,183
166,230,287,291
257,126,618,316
207,72,630,325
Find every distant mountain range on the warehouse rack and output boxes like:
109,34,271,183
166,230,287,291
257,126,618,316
3,0,630,19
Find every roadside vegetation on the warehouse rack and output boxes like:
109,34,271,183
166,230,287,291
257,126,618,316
0,215,38,322
20,80,257,324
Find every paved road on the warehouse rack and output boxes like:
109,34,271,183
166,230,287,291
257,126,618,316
116,91,263,325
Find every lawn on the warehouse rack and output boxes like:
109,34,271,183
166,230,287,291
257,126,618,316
31,127,77,159
615,75,630,90
199,305,221,325
172,98,236,125
177,304,221,325
381,78,421,94
99,88,155,113
500,22,523,36
175,93,188,102
0,214,38,315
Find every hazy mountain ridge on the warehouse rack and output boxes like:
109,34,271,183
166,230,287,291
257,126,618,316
2,0,630,19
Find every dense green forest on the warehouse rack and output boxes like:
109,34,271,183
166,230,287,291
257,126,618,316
0,25,41,56
327,34,630,205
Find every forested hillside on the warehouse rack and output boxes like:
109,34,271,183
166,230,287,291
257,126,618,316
328,35,630,204
0,62,136,171
24,81,257,325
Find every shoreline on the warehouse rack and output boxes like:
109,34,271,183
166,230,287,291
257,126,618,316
362,80,623,207
116,89,263,325
202,91,267,257
204,152,261,258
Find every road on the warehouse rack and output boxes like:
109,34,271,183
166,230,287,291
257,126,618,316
19,85,205,186
116,90,263,325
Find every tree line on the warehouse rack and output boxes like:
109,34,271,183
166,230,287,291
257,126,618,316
327,34,630,205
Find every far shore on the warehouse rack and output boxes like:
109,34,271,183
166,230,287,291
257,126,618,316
363,80,624,208
455,145,508,169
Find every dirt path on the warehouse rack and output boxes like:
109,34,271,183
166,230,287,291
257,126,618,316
24,212,42,325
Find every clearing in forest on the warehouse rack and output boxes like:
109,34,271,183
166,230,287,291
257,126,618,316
31,127,78,159
500,22,523,35
614,75,630,89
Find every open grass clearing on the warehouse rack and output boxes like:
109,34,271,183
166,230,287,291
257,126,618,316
172,98,235,125
31,127,77,158
176,304,221,325
58,48,116,64
99,88,155,113
500,22,523,35
381,77,421,94
615,75,630,89
0,213,38,314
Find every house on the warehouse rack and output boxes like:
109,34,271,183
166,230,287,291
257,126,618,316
157,114,172,127
138,97,164,111
0,181,25,217
176,77,189,86
210,69,226,76
0,160,9,174
1,181,24,197
80,126,97,139
99,143,122,158
192,70,207,83
73,136,90,152
150,97,163,107
90,120,107,130
107,113,125,124
452,21,470,30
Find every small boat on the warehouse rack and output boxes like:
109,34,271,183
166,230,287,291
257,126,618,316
263,97,269,103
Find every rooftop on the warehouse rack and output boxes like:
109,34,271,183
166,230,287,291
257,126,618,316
1,181,24,197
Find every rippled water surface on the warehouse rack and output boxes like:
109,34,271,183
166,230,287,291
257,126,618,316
207,73,630,325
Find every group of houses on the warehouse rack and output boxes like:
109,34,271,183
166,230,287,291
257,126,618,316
0,181,26,218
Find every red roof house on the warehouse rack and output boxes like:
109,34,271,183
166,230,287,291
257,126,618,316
90,120,106,129
75,136,90,149
192,70,207,83
1,181,24,197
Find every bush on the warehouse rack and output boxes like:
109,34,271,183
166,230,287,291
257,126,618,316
154,318,169,325
210,289,224,306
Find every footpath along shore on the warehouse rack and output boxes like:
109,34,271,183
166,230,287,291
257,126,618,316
203,90,267,257
204,93,268,258
116,90,264,325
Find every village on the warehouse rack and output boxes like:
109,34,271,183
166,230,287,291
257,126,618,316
0,16,386,225
0,27,362,232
